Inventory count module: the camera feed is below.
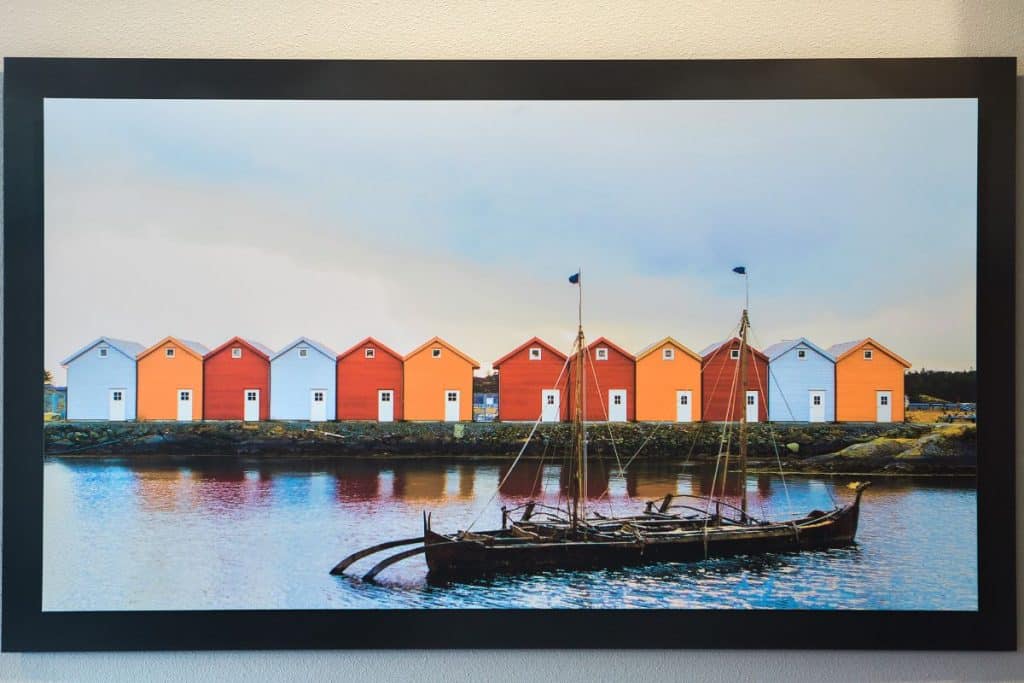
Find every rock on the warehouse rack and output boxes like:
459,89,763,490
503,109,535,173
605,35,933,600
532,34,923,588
786,442,800,454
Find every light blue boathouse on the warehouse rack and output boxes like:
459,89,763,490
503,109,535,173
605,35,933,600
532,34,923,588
269,337,338,421
61,337,146,421
763,338,836,423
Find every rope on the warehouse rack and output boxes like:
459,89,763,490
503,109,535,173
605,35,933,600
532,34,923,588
465,343,575,532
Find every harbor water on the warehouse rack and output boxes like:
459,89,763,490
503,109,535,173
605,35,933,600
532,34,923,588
43,456,977,611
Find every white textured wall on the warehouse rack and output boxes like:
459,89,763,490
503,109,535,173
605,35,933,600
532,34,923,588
1,2,1022,680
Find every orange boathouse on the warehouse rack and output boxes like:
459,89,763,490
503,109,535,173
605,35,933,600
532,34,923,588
336,337,404,422
828,338,911,422
635,337,702,422
493,337,570,422
403,337,479,422
137,336,209,421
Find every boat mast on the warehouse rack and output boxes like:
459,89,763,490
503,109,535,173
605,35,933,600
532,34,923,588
571,268,587,528
737,308,750,523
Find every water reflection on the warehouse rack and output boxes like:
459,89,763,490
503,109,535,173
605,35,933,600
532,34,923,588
43,456,978,611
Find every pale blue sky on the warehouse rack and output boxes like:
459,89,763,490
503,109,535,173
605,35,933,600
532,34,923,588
45,98,976,381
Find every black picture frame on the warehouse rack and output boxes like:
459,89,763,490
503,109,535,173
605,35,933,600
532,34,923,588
2,57,1016,652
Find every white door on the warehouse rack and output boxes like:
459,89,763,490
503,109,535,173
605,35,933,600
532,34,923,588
808,390,825,423
176,389,193,422
310,389,327,422
108,388,127,421
444,390,460,422
608,390,627,422
745,391,759,423
378,390,395,422
676,390,693,422
541,389,560,422
876,391,892,422
244,389,260,422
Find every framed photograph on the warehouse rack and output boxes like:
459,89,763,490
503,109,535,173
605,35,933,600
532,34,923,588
3,58,1016,651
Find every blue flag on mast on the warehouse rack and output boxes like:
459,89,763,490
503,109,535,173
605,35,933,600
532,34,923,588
568,272,580,284
732,266,746,275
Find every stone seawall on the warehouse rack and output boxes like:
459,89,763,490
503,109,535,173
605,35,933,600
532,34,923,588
44,420,976,474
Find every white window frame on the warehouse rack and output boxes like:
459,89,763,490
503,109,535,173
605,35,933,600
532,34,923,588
231,347,242,359
595,347,609,361
864,349,874,360
298,348,309,358
365,348,375,359
796,348,807,360
528,347,542,361
730,349,740,360
98,347,109,358
165,348,175,359
663,348,674,360
432,348,442,358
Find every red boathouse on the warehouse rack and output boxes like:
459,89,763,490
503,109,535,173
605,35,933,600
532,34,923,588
700,338,769,422
203,337,273,421
493,337,570,422
336,337,404,422
568,337,636,422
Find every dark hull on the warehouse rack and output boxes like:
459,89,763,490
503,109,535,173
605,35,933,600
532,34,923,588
423,501,861,582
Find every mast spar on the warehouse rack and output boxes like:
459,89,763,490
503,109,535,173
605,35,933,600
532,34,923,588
571,268,586,528
737,308,750,522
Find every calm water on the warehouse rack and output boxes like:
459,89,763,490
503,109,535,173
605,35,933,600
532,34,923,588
43,456,977,611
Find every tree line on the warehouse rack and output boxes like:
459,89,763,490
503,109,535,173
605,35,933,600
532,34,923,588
905,369,976,403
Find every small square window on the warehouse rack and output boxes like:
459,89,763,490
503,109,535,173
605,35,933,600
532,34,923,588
298,348,309,358
112,391,122,401
381,392,391,402
797,349,807,359
432,348,442,358
246,391,257,401
313,391,324,402
98,347,109,358
730,349,740,360
813,395,822,405
680,395,688,405
447,391,458,401
880,395,889,405
165,348,175,358
529,347,542,360
663,348,674,360
864,350,873,360
231,347,242,359
546,395,555,405
179,391,190,401
365,348,375,359
613,395,622,405
747,394,755,405
596,348,608,361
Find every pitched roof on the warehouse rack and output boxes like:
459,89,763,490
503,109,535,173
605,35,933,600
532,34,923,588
699,337,768,362
586,337,636,361
337,336,403,362
405,336,480,368
762,337,835,363
270,337,338,361
204,336,274,360
493,336,568,367
635,336,701,362
137,336,209,361
827,338,911,368
60,337,146,365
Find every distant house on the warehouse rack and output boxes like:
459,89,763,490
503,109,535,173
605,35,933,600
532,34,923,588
634,337,702,422
404,337,479,422
700,338,769,422
61,337,146,421
44,385,67,420
569,337,635,422
763,338,836,423
137,337,210,421
336,337,404,422
203,337,273,421
492,337,569,422
828,338,911,423
270,337,338,422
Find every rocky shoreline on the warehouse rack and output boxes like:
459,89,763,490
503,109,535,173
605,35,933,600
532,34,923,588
44,420,976,475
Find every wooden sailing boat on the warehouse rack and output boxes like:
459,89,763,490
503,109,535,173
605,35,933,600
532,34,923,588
332,269,869,583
